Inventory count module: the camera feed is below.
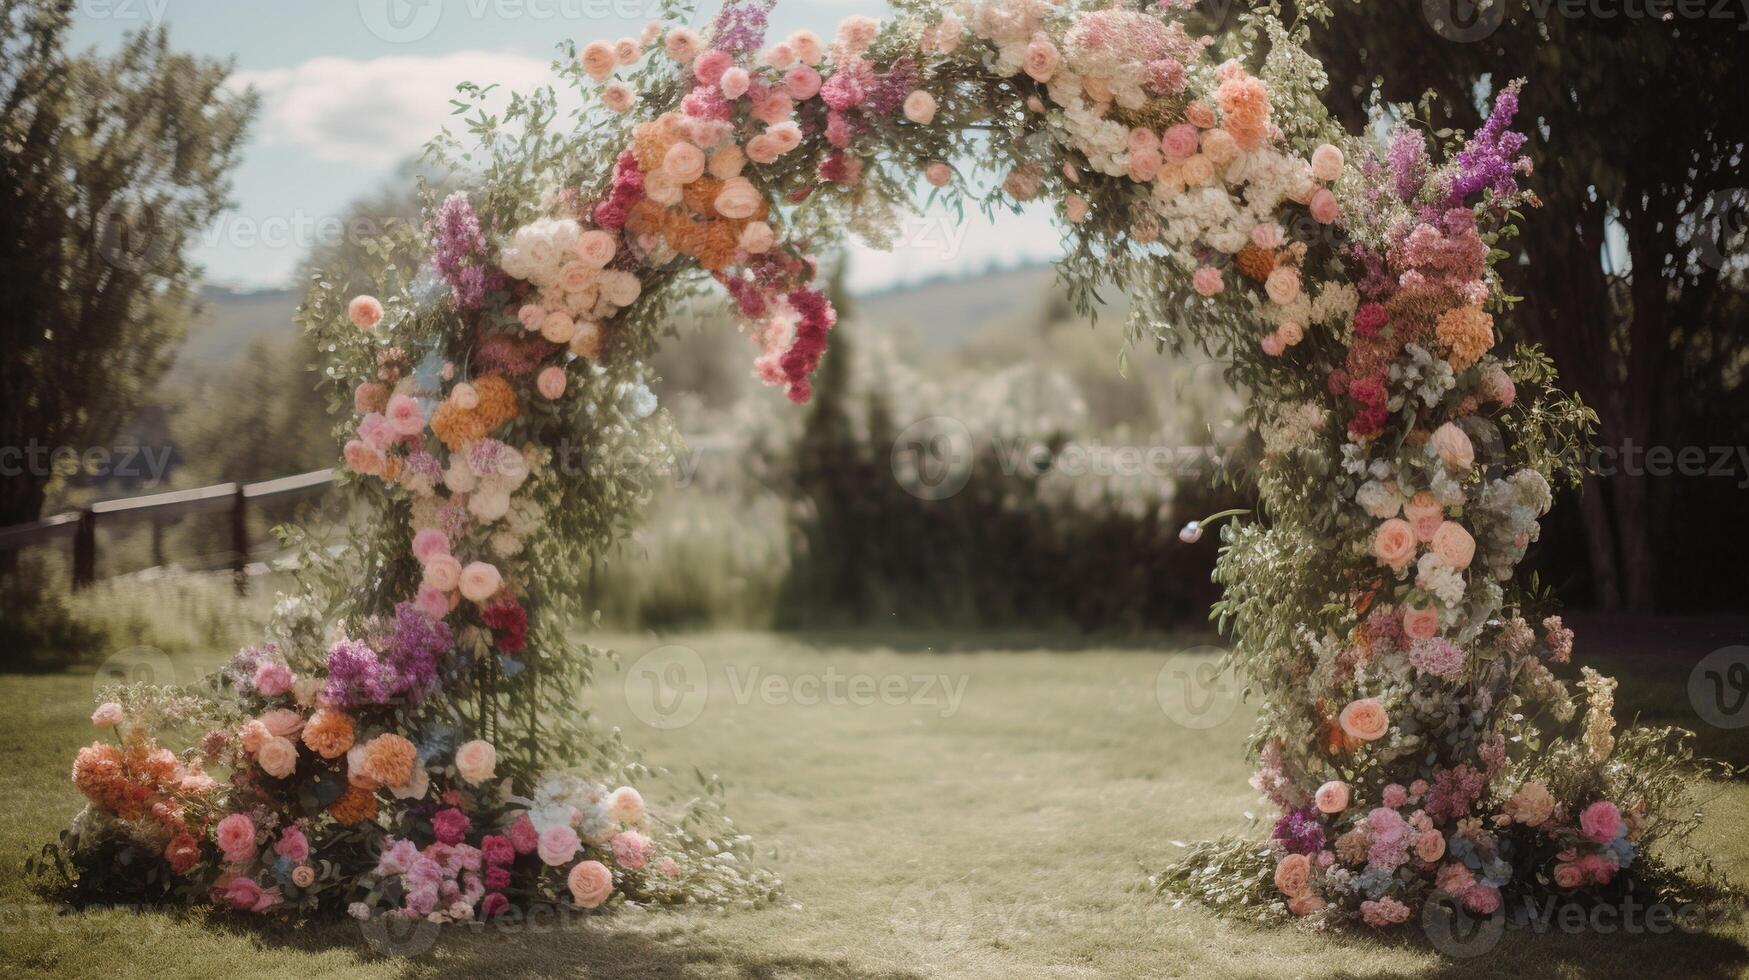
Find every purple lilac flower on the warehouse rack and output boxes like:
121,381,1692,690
709,0,776,53
383,601,451,701
1271,806,1326,855
323,638,395,706
1424,763,1488,822
427,192,498,310
1387,128,1428,202
1446,81,1529,205
1408,637,1466,678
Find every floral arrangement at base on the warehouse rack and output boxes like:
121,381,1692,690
38,0,1731,932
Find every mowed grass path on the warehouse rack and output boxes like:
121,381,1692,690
1,630,1745,979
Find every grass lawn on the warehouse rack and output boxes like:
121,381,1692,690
2,628,1746,979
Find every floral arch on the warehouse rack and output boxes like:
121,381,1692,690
51,0,1716,932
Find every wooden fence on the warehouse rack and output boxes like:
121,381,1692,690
0,469,334,593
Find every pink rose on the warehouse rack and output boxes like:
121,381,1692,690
347,295,383,331
1161,124,1199,161
575,229,617,268
783,65,822,101
1552,861,1585,888
91,702,124,728
1402,604,1441,641
1273,852,1312,898
458,561,502,603
661,142,706,183
1579,800,1622,843
252,660,292,696
1310,143,1344,182
719,66,751,100
692,48,731,85
739,221,775,254
607,786,645,824
664,27,701,63
1309,188,1340,224
1372,518,1418,572
423,553,462,592
903,90,937,125
925,162,952,187
602,82,635,112
415,583,451,619
538,824,580,866
455,739,496,785
1023,36,1059,82
353,381,387,413
216,813,257,864
537,366,567,400
412,528,450,564
1192,266,1223,297
567,859,614,908
343,440,383,476
257,708,303,738
274,827,309,864
1338,698,1389,741
1314,780,1350,814
713,177,762,220
1260,333,1285,357
1430,521,1476,570
610,830,652,869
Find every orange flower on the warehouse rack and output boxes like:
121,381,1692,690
329,783,379,825
1435,305,1494,370
1235,244,1276,282
682,176,725,217
430,374,518,451
302,707,356,759
360,733,417,787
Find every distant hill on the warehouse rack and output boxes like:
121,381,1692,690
175,262,1084,380
171,286,301,378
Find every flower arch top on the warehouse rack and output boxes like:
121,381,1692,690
56,0,1708,930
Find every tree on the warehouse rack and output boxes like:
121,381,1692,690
1304,3,1749,611
0,0,256,530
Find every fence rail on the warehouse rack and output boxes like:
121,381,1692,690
0,469,335,592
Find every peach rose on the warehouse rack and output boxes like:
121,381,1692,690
538,824,579,866
240,719,271,755
568,859,614,908
602,82,636,112
1553,862,1585,889
1314,780,1350,814
661,142,706,183
458,561,502,603
903,90,936,124
1309,188,1340,224
1201,127,1238,167
1273,852,1312,898
540,310,576,344
581,40,616,81
1415,830,1446,862
607,785,645,824
291,865,317,888
455,739,497,785
713,177,762,220
1402,604,1441,641
258,736,299,778
1288,894,1326,916
1023,36,1059,82
92,702,123,728
745,134,780,164
1265,266,1301,305
1430,521,1476,570
1310,143,1345,182
1404,491,1444,542
575,229,617,268
739,221,775,254
1429,422,1474,471
1181,154,1215,186
423,553,461,592
258,707,304,738
1338,698,1389,741
1372,518,1418,572
613,37,639,64
925,162,952,187
709,144,746,179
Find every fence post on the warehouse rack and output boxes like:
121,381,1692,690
73,510,96,591
231,485,248,595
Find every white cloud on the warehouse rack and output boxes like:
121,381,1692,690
232,50,565,168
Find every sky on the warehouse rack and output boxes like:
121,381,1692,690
64,0,1062,294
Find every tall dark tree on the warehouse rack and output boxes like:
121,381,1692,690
1305,2,1749,610
0,0,256,528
